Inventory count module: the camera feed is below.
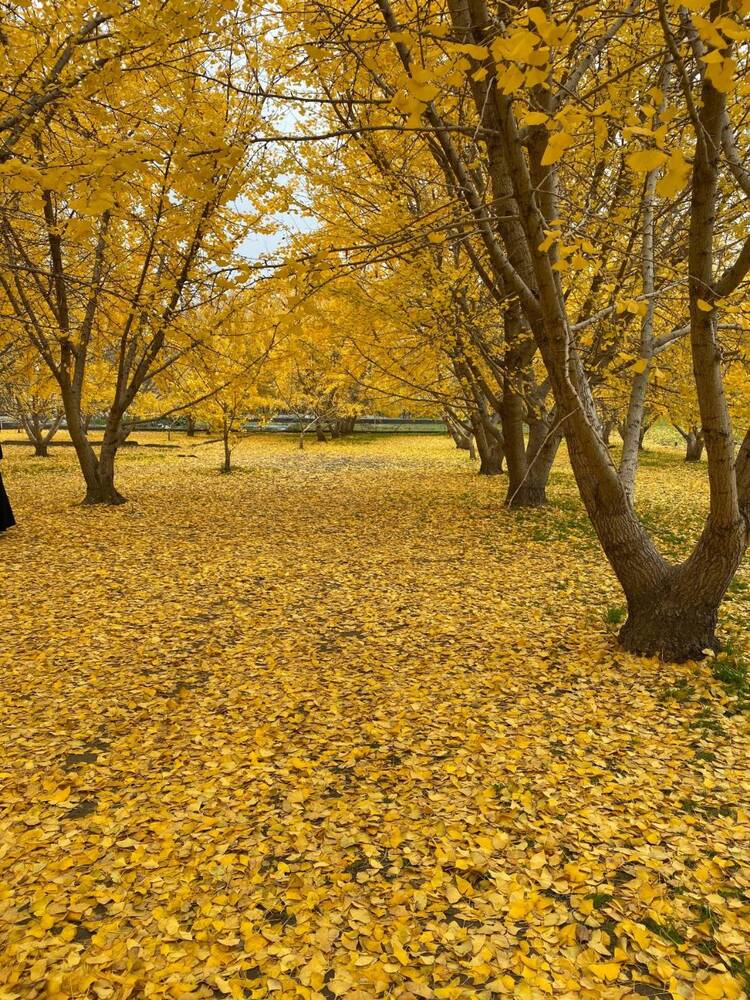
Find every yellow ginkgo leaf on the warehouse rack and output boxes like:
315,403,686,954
657,148,691,198
627,148,669,172
589,962,621,982
541,130,574,165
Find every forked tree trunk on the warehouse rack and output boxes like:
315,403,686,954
445,411,476,457
479,442,504,475
335,415,357,436
59,386,126,504
618,519,746,659
502,398,561,508
470,412,504,475
19,410,63,457
674,424,705,462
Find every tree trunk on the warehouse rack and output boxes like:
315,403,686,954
445,412,475,456
503,406,561,508
186,415,196,438
523,417,562,505
470,412,504,475
90,430,126,505
59,386,126,505
335,415,357,436
618,517,746,658
445,413,466,448
501,390,532,504
619,142,661,501
479,442,503,475
601,417,616,447
685,428,704,462
221,418,232,473
619,364,652,504
619,589,719,661
19,410,62,457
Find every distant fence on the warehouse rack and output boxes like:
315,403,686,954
250,417,448,435
0,415,449,435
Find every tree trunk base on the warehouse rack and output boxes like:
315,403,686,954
33,445,49,457
479,459,503,476
619,606,718,661
684,431,704,462
506,483,547,508
82,485,126,506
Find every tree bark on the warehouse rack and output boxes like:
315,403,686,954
58,383,126,504
619,515,746,658
92,431,126,504
479,441,503,475
445,410,476,456
619,585,719,660
505,413,562,508
501,394,561,508
685,428,704,462
221,417,232,473
18,409,63,457
601,417,616,447
470,411,504,475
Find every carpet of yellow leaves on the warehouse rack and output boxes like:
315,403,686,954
0,435,749,1000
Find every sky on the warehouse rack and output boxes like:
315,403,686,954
239,208,319,261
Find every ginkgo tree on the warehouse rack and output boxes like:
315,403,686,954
166,291,279,473
279,84,567,499
0,345,64,457
0,4,281,503
279,0,750,660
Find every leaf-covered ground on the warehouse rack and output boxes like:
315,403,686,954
1,435,749,1000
